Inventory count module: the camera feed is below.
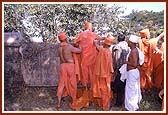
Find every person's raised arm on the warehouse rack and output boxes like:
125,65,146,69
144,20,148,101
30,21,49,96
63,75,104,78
156,32,164,41
71,44,82,53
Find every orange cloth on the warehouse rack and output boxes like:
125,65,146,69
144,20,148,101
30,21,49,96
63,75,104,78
138,38,153,89
69,88,102,111
104,34,115,45
69,88,90,111
150,38,164,89
73,53,82,82
60,42,81,82
58,32,67,41
154,62,164,88
93,47,114,110
69,47,114,111
94,47,114,77
75,30,100,86
56,63,77,101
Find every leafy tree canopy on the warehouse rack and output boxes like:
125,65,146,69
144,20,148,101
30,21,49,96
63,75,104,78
4,4,164,43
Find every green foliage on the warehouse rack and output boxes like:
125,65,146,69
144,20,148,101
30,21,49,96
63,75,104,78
4,4,164,42
124,10,164,38
4,4,125,43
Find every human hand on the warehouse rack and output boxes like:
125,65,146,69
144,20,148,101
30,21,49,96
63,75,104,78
159,89,164,99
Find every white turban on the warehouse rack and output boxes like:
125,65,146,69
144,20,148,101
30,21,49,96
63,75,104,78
129,35,141,43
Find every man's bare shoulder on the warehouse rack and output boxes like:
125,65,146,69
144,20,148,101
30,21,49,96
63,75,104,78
68,44,75,48
58,46,62,51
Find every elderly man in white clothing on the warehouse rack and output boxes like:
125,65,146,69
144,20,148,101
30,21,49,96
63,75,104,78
120,35,144,111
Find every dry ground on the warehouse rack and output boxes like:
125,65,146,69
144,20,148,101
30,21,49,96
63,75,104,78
4,86,162,112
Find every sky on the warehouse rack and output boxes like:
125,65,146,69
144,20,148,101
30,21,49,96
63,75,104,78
108,2,165,16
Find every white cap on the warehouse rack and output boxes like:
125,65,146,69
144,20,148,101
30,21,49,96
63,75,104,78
129,35,141,43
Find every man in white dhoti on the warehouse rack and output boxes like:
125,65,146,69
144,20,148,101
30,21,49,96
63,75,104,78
121,35,144,111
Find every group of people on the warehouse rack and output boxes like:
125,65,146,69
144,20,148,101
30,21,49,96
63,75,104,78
55,21,165,111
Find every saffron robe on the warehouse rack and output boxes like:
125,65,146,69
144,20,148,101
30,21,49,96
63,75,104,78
75,30,100,86
93,47,114,110
150,38,164,89
56,63,77,101
138,38,153,89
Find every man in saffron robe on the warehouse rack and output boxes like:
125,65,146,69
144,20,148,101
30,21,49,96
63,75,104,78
138,29,153,90
93,34,115,110
150,32,164,89
56,32,82,108
151,32,165,111
74,21,100,89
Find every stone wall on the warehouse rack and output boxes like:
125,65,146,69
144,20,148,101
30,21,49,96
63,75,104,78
4,32,60,87
20,42,60,86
